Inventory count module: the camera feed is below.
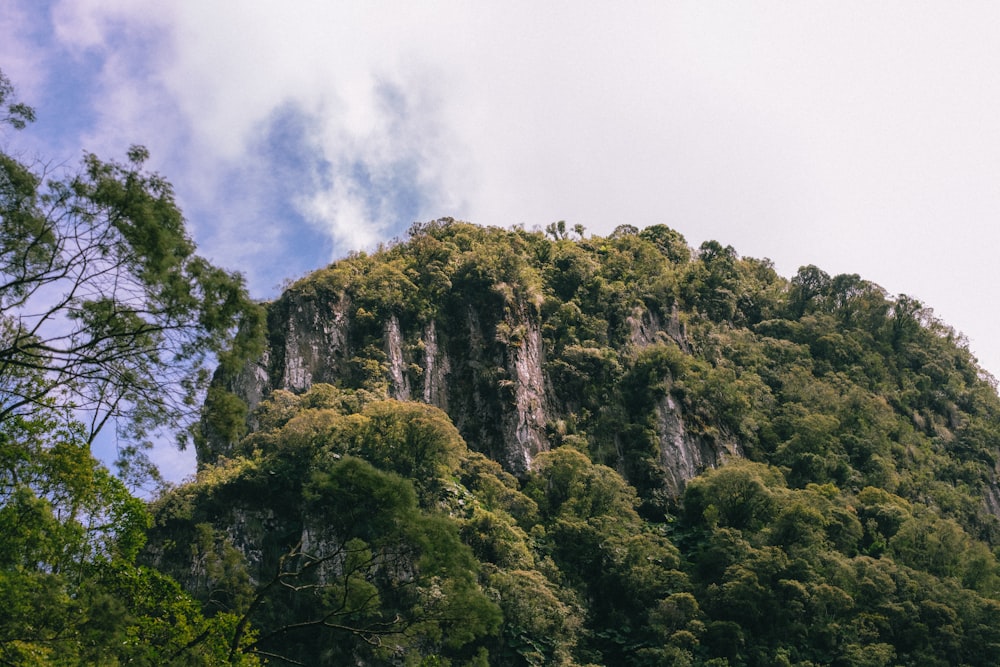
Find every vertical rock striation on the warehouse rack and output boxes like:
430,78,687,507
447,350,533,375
214,284,730,494
422,320,449,409
501,310,548,474
656,394,742,497
385,315,411,401
275,292,352,393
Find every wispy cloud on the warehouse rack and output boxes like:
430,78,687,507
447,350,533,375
37,1,479,293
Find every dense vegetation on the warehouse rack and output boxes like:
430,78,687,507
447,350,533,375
157,219,1000,665
0,69,262,664
4,67,1000,665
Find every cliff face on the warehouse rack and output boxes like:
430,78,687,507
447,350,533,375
656,394,741,495
204,220,1000,513
217,291,553,476
210,280,730,495
274,290,352,393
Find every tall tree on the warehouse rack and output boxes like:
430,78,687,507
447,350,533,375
0,68,263,663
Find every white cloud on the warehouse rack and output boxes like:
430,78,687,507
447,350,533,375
34,1,1000,386
0,3,48,101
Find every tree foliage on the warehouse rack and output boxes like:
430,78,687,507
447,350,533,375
0,75,263,449
183,218,1000,665
0,69,263,664
0,397,256,664
148,386,504,664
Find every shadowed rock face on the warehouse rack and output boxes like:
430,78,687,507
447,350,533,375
385,315,411,401
656,394,741,497
229,290,354,401
500,305,548,474
208,281,732,496
421,320,449,409
627,304,689,353
279,292,352,392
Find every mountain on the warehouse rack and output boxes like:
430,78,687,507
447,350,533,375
146,219,1000,665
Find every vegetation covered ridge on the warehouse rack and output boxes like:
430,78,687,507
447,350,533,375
5,53,1000,667
169,218,1000,665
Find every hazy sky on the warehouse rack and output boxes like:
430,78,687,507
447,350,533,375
4,2,1000,481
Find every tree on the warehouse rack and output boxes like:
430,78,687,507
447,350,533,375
0,69,263,663
150,445,500,664
524,448,690,663
545,220,585,241
682,240,741,322
0,69,263,455
639,224,691,264
787,264,831,318
0,384,257,664
0,70,34,129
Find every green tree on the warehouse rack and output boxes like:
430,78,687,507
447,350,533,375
0,69,262,664
639,224,691,264
682,240,741,322
0,70,34,129
0,72,263,451
0,396,255,664
156,451,500,665
525,448,690,663
682,460,785,532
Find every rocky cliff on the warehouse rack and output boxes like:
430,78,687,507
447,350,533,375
213,280,730,495
204,222,740,496
202,220,1000,517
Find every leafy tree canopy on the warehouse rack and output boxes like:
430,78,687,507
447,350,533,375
0,71,263,456
0,68,263,664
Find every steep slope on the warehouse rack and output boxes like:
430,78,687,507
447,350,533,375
204,220,1000,521
158,220,1000,665
204,221,745,497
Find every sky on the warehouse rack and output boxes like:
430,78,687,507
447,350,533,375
4,1,1000,482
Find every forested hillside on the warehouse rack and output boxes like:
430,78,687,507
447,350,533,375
6,58,1000,666
144,219,1000,665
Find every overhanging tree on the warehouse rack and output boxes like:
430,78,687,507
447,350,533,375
0,70,263,458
